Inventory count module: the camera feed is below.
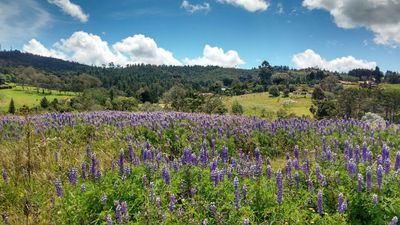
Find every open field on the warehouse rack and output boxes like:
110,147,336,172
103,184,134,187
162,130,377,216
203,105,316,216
1,112,399,224
0,85,76,112
224,92,313,118
381,83,400,90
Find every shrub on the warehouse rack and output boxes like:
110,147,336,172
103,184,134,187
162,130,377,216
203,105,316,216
231,100,244,115
268,85,280,97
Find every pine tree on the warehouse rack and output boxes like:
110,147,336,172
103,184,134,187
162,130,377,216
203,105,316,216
8,98,15,114
40,97,49,108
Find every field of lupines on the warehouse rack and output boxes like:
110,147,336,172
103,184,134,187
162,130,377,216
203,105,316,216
0,112,400,224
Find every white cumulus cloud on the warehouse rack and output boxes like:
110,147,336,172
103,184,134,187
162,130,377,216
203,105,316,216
181,0,211,14
113,35,182,66
217,0,269,12
184,45,245,68
0,0,50,44
23,39,66,59
292,49,377,72
302,0,400,46
23,31,182,66
48,0,89,22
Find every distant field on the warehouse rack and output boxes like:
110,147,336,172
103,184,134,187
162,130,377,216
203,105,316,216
0,85,76,112
381,83,400,90
224,92,313,118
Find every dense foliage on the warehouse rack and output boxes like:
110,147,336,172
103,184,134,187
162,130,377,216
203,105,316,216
0,112,399,224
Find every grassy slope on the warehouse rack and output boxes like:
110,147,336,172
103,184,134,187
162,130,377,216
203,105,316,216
0,86,76,112
224,92,313,118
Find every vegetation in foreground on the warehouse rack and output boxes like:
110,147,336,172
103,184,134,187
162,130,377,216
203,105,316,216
0,112,399,224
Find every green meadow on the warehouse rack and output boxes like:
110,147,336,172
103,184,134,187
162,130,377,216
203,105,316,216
224,92,313,118
0,85,76,112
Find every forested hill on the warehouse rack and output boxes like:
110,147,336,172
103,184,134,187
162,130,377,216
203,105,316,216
0,50,259,102
0,50,89,72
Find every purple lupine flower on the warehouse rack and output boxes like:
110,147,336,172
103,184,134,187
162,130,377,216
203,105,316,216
362,142,368,162
372,194,378,205
337,193,346,213
55,178,63,197
90,154,97,178
303,158,310,178
68,168,78,187
210,158,218,171
210,169,219,187
115,204,122,224
142,175,148,184
234,177,240,209
382,144,390,162
377,165,383,190
162,166,171,185
347,159,357,177
106,214,113,225
294,145,299,161
357,173,363,192
2,168,9,183
110,159,116,172
242,185,248,201
169,194,176,211
200,143,209,166
191,188,197,196
86,144,91,157
119,150,125,174
395,151,400,171
294,172,300,187
221,146,229,163
285,159,292,180
391,217,398,225
307,179,314,192
266,165,272,180
81,161,87,179
244,218,250,225
121,201,128,221
384,159,391,175
317,190,323,214
127,143,134,163
354,145,360,164
156,197,161,208
80,184,86,193
202,219,208,225
276,170,283,204
266,157,271,166
366,166,372,191
210,202,216,214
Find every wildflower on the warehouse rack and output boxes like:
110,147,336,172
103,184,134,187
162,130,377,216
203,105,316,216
81,162,87,179
80,184,86,192
366,166,372,191
55,178,63,197
372,194,378,205
234,177,240,209
377,165,383,190
162,166,171,185
391,217,398,225
337,193,347,213
357,173,363,192
106,214,113,225
244,218,250,225
169,194,176,211
317,190,323,214
119,150,125,174
242,185,247,201
156,197,161,208
395,151,400,171
2,168,9,183
101,194,107,205
276,170,283,204
68,167,78,187
210,202,216,214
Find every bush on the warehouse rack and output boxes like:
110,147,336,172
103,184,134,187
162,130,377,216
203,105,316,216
231,101,244,115
40,97,49,108
268,85,280,97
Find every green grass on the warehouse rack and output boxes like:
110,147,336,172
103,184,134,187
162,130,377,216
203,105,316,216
224,92,313,118
0,85,77,112
381,83,400,90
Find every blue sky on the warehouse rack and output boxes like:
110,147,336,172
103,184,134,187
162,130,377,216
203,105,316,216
1,0,399,72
